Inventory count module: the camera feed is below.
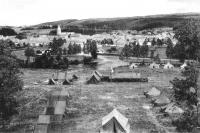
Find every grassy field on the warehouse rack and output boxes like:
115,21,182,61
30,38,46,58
5,55,187,133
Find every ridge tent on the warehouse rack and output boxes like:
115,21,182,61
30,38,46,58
87,73,101,84
163,62,174,69
129,63,138,69
62,79,71,85
100,109,130,133
149,62,160,69
94,71,103,78
48,78,56,85
162,103,184,114
153,96,170,106
144,87,161,97
72,74,79,80
180,62,187,70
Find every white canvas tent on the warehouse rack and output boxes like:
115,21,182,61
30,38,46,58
162,103,184,114
180,62,187,70
100,109,130,133
153,96,170,106
163,62,174,69
129,63,138,69
144,87,161,97
149,62,160,69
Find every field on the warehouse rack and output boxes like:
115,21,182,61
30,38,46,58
6,55,186,133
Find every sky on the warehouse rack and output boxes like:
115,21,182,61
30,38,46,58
0,0,200,26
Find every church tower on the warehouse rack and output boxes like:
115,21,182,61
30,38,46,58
57,25,62,35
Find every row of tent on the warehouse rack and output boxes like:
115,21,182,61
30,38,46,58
144,87,184,114
129,62,188,70
48,74,78,85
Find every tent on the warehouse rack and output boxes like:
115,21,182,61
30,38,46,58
180,62,187,70
72,74,78,80
87,73,101,84
48,78,56,85
162,103,184,114
129,63,138,69
144,87,161,97
149,62,160,69
94,71,103,78
163,62,174,69
153,96,170,106
100,109,130,133
62,79,71,85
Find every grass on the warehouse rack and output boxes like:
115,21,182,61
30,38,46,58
5,55,185,133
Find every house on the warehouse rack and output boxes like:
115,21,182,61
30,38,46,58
163,62,174,69
100,109,130,133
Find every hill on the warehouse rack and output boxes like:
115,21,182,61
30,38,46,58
34,13,200,30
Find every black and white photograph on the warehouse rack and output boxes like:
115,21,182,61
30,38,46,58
0,0,200,132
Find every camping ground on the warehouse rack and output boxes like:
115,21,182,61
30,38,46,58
7,55,191,133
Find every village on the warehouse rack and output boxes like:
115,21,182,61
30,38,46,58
0,19,199,133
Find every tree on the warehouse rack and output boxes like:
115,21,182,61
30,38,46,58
174,19,200,61
24,47,35,65
0,40,23,127
85,39,98,59
120,44,131,58
15,33,27,40
166,38,174,59
171,65,199,131
63,48,67,55
68,43,73,54
151,38,156,46
140,44,149,58
0,28,17,36
49,38,66,54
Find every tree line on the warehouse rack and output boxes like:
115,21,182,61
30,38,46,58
120,41,149,58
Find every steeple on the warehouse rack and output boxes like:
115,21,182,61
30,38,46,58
57,25,62,35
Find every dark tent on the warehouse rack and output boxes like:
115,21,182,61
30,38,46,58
48,78,56,85
94,71,103,78
62,79,71,85
72,74,78,80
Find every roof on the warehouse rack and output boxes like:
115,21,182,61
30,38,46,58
102,109,129,132
164,103,184,114
38,115,50,124
146,87,161,97
88,73,101,81
48,78,56,85
94,71,103,78
54,101,66,115
154,96,170,105
63,79,71,85
180,62,187,69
